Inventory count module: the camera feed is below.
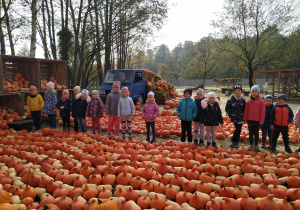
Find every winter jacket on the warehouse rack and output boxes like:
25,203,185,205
225,95,246,123
243,96,266,123
294,107,300,128
142,100,159,122
176,97,197,121
56,98,72,118
106,92,122,116
43,91,57,114
27,94,44,112
200,100,223,126
86,98,104,118
261,104,275,130
118,97,135,117
270,103,294,126
193,97,205,122
72,95,89,118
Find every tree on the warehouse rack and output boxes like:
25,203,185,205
154,44,170,67
187,37,218,85
212,0,297,87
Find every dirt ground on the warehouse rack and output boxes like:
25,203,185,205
50,88,300,154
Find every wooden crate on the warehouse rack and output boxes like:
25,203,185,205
38,59,68,89
0,93,24,116
0,55,40,94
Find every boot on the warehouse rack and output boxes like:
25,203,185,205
199,139,204,145
247,145,253,151
229,141,234,147
212,142,218,149
254,145,260,153
63,127,66,132
285,146,293,154
207,142,211,147
260,141,265,148
67,127,70,132
194,139,198,146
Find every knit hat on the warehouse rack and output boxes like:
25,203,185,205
46,81,55,89
113,81,121,88
147,91,155,97
250,85,260,93
197,88,204,94
233,84,242,91
92,90,99,95
63,90,69,95
207,92,216,99
82,89,89,95
264,94,273,101
121,87,129,92
73,86,81,91
277,94,287,102
183,89,192,96
30,85,37,91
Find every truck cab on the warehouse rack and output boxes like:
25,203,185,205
100,69,146,104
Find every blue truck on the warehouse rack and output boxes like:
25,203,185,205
100,69,146,104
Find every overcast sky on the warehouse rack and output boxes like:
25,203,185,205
149,0,300,51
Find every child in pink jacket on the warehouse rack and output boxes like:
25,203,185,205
142,91,159,143
294,106,300,152
243,85,266,152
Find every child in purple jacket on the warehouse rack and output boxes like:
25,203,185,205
142,91,159,143
86,90,104,134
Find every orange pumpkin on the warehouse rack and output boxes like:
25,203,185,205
0,189,11,204
89,199,118,210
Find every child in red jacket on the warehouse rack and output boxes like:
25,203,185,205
243,85,266,152
270,94,294,154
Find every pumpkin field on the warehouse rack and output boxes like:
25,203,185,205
1,89,300,209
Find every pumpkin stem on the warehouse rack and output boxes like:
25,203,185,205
98,198,104,204
69,202,73,210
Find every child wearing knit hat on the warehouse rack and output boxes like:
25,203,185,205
243,85,266,152
86,90,104,135
177,89,197,144
225,85,246,148
142,91,159,143
118,87,135,140
56,89,72,132
200,91,223,148
72,89,91,132
193,88,206,145
105,81,122,138
43,81,57,129
270,94,294,153
260,95,275,149
27,86,44,130
72,86,81,132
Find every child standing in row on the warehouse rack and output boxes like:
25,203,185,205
243,85,266,152
225,85,246,148
270,94,293,153
43,81,57,129
56,90,72,132
118,87,135,140
193,88,205,145
200,92,223,148
142,91,159,143
177,89,197,144
86,90,104,135
105,81,122,138
294,106,300,152
72,86,81,132
27,86,44,131
72,89,91,132
260,95,274,149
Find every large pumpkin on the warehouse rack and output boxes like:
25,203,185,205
89,199,118,210
0,190,11,204
0,203,16,210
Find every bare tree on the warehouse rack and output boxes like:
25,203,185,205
212,0,298,87
2,0,14,55
29,0,37,57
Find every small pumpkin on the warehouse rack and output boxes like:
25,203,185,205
0,189,12,204
89,199,118,210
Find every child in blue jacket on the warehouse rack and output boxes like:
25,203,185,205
193,88,205,145
177,89,197,144
260,95,275,149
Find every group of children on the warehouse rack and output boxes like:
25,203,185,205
177,85,297,153
26,80,299,153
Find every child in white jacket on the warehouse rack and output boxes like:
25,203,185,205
118,87,135,140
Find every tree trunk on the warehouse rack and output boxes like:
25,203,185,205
248,64,254,88
2,0,14,55
0,22,5,54
40,0,49,59
29,0,37,57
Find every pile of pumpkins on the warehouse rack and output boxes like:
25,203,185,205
0,128,300,209
41,77,66,90
0,106,25,130
3,73,30,92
